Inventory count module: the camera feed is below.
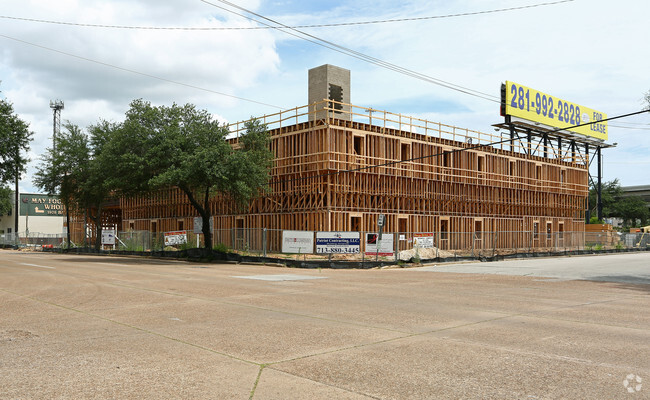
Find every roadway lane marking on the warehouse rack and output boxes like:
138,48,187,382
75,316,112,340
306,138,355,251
96,262,129,267
20,263,55,269
233,274,326,281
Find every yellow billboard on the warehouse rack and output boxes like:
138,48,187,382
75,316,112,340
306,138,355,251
503,81,607,140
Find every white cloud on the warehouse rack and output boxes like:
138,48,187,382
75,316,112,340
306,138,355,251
1,0,649,193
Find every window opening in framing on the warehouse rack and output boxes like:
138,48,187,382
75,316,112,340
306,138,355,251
401,143,410,161
353,136,363,155
533,221,539,240
129,222,135,231
558,223,564,239
236,218,244,241
350,216,361,232
546,222,552,240
443,151,451,168
440,219,449,241
477,156,485,172
474,220,483,240
398,217,408,235
329,84,343,113
560,169,565,183
177,220,184,231
151,221,158,233
509,160,516,176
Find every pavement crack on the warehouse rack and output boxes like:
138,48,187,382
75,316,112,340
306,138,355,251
268,314,518,367
248,364,267,400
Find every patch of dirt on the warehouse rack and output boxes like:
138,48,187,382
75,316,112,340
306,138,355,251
1,329,39,342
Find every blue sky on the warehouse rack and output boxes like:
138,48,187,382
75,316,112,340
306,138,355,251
1,0,649,193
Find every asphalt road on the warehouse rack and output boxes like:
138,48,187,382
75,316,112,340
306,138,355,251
1,250,649,399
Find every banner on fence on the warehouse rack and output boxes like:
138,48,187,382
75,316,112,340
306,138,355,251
164,230,187,246
414,233,434,249
101,229,116,245
281,230,314,253
365,233,394,256
316,232,360,254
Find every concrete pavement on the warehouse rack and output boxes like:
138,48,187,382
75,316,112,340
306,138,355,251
420,252,650,284
1,250,648,399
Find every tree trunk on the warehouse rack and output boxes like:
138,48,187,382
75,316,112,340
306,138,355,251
65,204,71,249
14,163,19,237
202,188,212,250
93,204,103,251
179,185,212,251
84,208,88,247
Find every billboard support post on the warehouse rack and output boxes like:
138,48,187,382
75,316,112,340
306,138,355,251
597,146,603,221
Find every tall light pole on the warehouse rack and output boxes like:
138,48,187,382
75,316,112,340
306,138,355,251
50,99,69,246
50,100,64,150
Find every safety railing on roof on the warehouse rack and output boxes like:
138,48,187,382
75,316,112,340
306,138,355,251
226,100,588,165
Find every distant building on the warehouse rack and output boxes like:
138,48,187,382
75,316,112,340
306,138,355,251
0,192,65,237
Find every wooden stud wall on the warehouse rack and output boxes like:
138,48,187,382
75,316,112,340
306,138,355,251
96,113,589,250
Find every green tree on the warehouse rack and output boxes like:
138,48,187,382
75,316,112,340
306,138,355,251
0,95,33,227
589,179,650,227
588,179,622,219
616,196,649,227
35,122,114,249
82,121,117,250
109,100,273,250
0,185,11,216
35,123,90,247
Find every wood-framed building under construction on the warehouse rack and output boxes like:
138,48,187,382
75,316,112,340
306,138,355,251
80,65,608,253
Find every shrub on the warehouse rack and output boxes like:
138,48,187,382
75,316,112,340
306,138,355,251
213,242,230,253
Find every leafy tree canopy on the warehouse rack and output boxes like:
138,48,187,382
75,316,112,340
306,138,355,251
107,100,273,249
0,184,11,216
0,95,33,185
34,121,114,249
589,179,649,227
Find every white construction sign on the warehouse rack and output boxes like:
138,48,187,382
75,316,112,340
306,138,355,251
414,233,434,248
365,233,394,256
164,230,187,246
101,229,116,245
281,230,314,254
316,232,360,254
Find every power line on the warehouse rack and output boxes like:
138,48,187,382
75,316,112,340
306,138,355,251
201,0,500,103
267,109,650,187
609,124,650,130
0,34,285,110
0,1,575,31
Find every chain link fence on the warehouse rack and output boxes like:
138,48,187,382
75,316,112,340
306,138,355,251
0,232,64,248
5,229,649,261
107,229,650,261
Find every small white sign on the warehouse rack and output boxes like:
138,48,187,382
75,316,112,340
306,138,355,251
316,232,360,254
365,233,394,256
164,231,188,246
282,230,314,254
101,229,116,245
